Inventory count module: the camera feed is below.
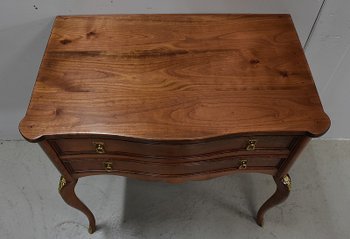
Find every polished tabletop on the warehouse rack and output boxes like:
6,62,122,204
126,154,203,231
19,14,330,142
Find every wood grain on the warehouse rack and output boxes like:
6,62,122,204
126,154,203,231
63,156,282,175
49,135,294,157
18,15,332,230
19,14,330,142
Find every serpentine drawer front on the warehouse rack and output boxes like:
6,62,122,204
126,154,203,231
19,14,330,234
49,135,295,157
63,156,282,176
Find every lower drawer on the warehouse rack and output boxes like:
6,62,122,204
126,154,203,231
63,156,283,176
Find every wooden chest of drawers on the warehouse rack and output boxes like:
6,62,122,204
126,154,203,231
51,135,295,179
19,14,330,234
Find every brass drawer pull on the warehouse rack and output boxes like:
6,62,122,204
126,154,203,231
238,159,248,169
93,142,105,154
246,139,257,151
103,162,113,172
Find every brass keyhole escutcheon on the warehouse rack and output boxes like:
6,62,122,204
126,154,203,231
103,162,113,172
93,142,105,154
238,159,248,169
246,139,257,151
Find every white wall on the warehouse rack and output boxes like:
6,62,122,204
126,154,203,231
0,0,325,139
305,0,350,138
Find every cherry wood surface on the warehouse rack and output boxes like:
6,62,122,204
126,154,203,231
50,135,295,157
256,174,290,226
19,14,330,142
19,15,331,233
58,178,96,234
63,155,282,175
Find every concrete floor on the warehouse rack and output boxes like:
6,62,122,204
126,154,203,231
0,140,349,239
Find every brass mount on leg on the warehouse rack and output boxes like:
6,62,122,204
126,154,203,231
281,174,291,191
58,176,66,191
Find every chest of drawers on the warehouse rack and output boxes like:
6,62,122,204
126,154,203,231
50,135,294,179
19,14,330,234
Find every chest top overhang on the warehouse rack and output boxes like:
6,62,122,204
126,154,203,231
19,14,330,142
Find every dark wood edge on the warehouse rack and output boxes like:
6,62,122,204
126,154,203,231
18,15,62,142
276,136,311,178
287,14,331,137
70,167,277,183
48,140,64,155
20,131,305,144
54,14,292,19
39,141,74,181
306,113,331,138
63,161,74,175
59,151,289,162
62,155,284,166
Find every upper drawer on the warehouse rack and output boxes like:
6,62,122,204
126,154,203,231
49,135,297,159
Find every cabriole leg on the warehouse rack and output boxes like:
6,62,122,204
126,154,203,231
58,176,96,234
256,174,291,226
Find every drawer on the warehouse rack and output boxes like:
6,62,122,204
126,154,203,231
50,135,296,159
63,155,283,176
